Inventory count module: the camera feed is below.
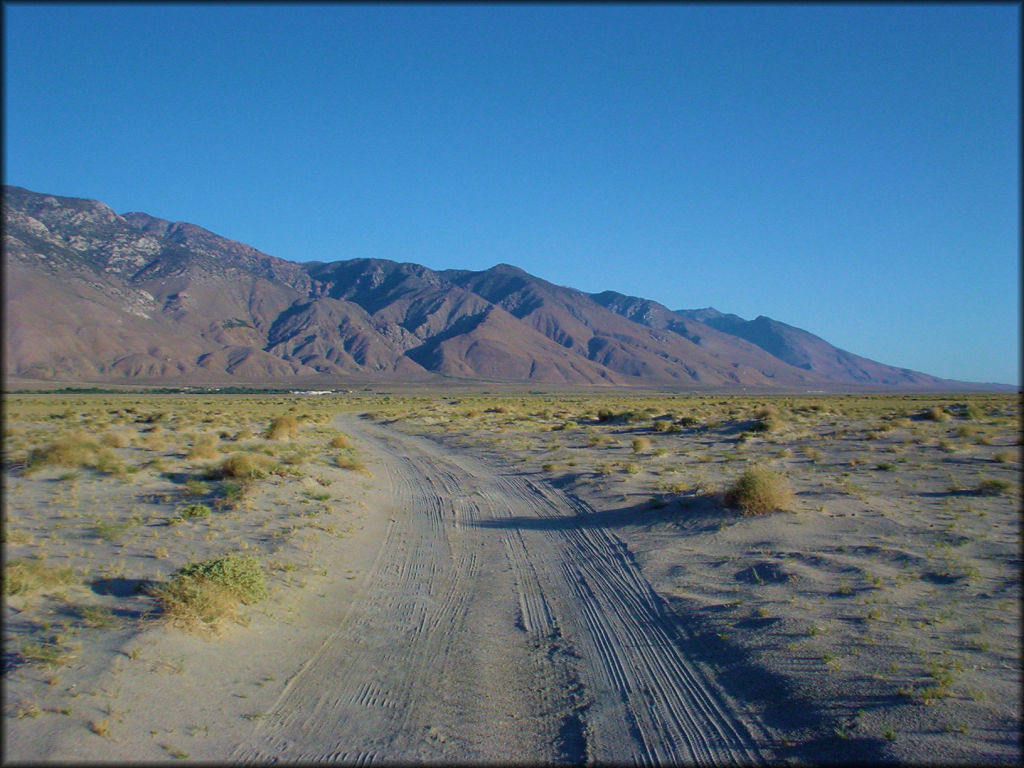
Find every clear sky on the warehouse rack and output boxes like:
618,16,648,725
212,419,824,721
4,3,1019,385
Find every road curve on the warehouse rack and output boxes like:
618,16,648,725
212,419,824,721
231,414,769,765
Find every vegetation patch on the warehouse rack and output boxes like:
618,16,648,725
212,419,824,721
267,414,300,440
151,553,266,632
172,503,212,522
4,558,76,595
724,465,794,516
218,452,278,482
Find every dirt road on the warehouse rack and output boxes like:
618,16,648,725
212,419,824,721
232,414,770,764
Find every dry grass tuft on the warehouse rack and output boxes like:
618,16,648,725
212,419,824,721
186,434,220,461
219,452,277,482
100,430,133,448
335,453,371,475
329,432,354,450
266,414,300,440
25,433,98,472
4,559,76,595
632,436,652,454
725,465,794,516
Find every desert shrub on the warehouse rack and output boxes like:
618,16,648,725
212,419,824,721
266,414,300,440
329,432,354,450
24,434,98,472
677,416,700,428
725,465,794,516
184,478,210,496
187,434,220,460
751,406,785,433
652,419,671,433
924,406,951,422
152,553,265,631
976,477,1012,496
632,437,652,454
218,481,246,506
335,453,370,474
219,452,277,482
803,447,824,463
100,430,132,448
176,554,265,602
992,450,1015,464
4,559,75,595
596,408,615,423
174,503,211,521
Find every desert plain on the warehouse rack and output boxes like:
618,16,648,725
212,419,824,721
2,390,1020,765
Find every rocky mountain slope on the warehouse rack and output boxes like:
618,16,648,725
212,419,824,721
2,185,985,389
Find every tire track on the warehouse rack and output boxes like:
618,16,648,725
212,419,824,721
232,414,769,764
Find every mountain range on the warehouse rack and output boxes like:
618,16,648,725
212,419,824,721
3,185,999,391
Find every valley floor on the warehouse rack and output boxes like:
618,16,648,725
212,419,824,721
3,392,1021,764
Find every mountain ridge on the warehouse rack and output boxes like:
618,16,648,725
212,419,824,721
3,185,1007,391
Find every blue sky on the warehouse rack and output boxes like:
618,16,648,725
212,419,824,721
4,3,1019,385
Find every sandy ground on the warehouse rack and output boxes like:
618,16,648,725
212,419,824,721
375,394,1021,765
3,392,1021,764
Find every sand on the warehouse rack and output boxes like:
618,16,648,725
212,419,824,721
3,392,1020,764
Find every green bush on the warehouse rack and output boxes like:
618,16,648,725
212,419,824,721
173,503,211,522
152,553,266,632
3,559,75,595
176,554,266,603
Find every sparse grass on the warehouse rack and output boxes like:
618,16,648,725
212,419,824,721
186,433,220,461
100,430,132,448
93,519,132,541
724,465,794,516
18,638,75,668
77,605,119,628
335,453,370,474
803,446,824,463
4,559,76,595
976,477,1012,496
184,478,210,496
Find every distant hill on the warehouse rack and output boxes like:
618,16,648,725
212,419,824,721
3,185,1005,390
